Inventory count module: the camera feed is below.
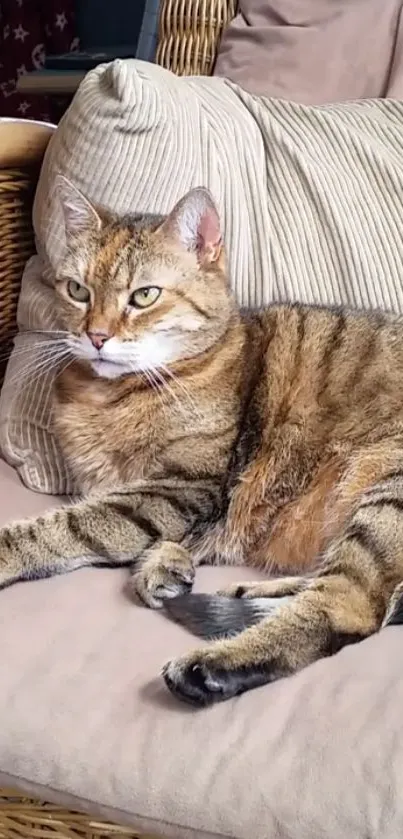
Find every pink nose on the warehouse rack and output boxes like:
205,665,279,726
87,331,110,350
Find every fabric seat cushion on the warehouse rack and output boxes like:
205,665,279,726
0,457,402,839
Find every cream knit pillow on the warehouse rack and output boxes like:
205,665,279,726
0,256,76,494
2,59,403,493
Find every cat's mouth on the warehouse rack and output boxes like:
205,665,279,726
90,357,132,379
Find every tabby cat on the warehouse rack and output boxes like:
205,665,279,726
2,175,403,707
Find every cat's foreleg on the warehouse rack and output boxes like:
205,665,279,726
0,483,212,597
0,494,141,589
129,540,195,608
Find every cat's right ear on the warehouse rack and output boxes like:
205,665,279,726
54,174,101,238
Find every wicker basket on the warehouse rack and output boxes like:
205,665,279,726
0,167,37,384
0,119,55,386
0,1,237,836
157,0,237,75
0,789,140,838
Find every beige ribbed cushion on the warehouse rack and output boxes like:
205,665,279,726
0,256,76,494
2,58,403,492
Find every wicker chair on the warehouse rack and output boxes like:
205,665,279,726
0,0,236,837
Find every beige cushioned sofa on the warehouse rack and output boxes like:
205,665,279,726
1,3,403,839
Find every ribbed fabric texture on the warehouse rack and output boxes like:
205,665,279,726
2,59,403,492
0,257,76,494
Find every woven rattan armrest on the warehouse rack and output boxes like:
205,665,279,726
0,120,54,385
0,119,55,168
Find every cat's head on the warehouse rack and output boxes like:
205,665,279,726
54,176,236,380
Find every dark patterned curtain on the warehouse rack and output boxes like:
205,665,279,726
0,0,78,121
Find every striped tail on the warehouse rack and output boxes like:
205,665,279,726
163,593,290,639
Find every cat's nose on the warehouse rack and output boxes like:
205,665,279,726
87,331,110,350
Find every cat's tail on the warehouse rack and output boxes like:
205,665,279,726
163,593,289,639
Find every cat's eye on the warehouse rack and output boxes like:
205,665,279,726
129,286,161,309
67,280,91,303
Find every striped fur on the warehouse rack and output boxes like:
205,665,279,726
3,185,403,707
5,71,403,497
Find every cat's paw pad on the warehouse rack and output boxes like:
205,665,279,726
129,542,194,609
162,654,232,706
163,649,269,706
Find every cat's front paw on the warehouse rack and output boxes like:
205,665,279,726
129,541,194,609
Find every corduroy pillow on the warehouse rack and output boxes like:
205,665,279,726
2,59,403,493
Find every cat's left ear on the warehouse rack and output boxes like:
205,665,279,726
158,187,222,265
54,174,101,238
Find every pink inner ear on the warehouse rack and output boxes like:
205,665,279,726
198,208,221,251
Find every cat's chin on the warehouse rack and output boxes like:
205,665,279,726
90,359,132,380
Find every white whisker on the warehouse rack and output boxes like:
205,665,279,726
140,368,168,419
149,368,185,414
5,348,72,389
160,363,206,423
146,365,200,423
0,338,69,364
16,354,71,385
24,352,73,390
55,355,75,380
5,353,61,384
23,329,70,336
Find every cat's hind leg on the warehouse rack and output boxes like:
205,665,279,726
163,567,378,706
163,475,403,704
219,575,308,599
